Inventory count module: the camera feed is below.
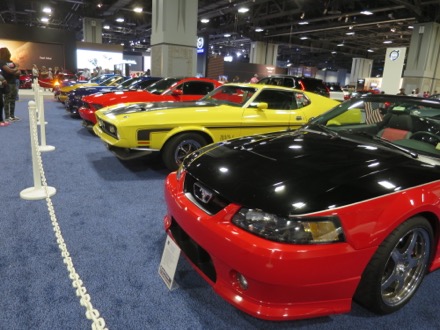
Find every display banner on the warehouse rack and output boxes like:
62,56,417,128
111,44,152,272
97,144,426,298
381,47,407,94
0,39,64,70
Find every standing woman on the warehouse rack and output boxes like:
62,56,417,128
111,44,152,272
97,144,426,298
0,47,20,121
0,74,9,126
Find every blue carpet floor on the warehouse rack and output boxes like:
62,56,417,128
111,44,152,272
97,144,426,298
0,93,439,329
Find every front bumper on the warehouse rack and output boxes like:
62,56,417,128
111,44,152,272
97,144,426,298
163,171,376,321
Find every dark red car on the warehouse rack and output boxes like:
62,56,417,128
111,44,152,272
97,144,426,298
19,70,33,89
78,77,223,128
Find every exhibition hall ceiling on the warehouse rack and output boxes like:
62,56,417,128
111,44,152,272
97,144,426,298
1,0,439,74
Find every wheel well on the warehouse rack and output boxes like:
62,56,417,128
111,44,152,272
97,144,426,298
162,130,213,151
419,211,440,245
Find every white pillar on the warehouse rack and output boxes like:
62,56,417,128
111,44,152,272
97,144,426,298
403,22,440,94
150,0,198,77
249,41,279,65
350,58,373,85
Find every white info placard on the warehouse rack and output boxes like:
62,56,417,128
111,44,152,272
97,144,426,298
158,235,181,290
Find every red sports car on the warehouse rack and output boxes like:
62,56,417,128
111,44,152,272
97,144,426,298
163,94,440,321
78,77,223,128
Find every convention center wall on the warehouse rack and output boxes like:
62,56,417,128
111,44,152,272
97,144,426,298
0,23,77,72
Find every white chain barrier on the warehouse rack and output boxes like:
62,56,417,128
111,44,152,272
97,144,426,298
26,101,108,330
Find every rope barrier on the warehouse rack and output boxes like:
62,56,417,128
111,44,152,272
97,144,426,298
22,98,108,329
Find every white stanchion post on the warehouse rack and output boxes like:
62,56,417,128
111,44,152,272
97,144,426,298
20,101,56,200
37,91,55,152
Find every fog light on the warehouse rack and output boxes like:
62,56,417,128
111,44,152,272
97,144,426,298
237,273,248,290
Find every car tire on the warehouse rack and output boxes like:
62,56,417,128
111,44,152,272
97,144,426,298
354,216,433,314
162,133,208,171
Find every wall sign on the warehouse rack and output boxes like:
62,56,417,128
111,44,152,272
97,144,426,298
389,49,400,61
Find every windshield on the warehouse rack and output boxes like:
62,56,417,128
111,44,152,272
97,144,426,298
145,78,180,95
200,85,257,106
310,95,440,159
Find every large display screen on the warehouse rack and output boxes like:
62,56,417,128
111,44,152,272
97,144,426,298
76,49,123,71
0,40,64,70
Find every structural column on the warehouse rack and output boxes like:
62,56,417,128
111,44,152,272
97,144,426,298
150,0,198,77
83,17,103,43
349,58,373,86
249,41,279,66
402,22,440,94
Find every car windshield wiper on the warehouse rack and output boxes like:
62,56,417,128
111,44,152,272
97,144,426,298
355,132,418,158
301,123,340,139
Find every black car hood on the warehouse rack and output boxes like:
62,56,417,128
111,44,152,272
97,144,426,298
185,130,440,215
102,101,216,116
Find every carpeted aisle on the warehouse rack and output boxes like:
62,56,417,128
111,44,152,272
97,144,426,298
0,91,439,329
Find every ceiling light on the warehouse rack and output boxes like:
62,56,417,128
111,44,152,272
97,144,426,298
360,10,373,15
408,25,414,29
133,7,143,13
390,27,396,32
41,17,49,23
383,40,392,44
346,32,355,35
337,42,344,46
200,18,210,23
103,25,110,30
255,27,264,32
300,36,308,40
42,7,52,14
300,12,305,19
367,49,374,52
224,33,231,37
116,17,124,22
298,21,309,25
331,51,337,54
238,7,249,13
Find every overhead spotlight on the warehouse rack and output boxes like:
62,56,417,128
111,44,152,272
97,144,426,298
390,27,396,32
344,16,349,23
300,12,305,19
97,2,103,8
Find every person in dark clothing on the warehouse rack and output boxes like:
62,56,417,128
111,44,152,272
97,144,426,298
0,47,21,121
0,73,9,126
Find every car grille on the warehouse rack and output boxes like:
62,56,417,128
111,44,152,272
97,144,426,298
184,173,230,215
169,217,216,283
98,119,118,139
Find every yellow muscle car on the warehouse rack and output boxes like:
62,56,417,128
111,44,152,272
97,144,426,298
93,83,340,170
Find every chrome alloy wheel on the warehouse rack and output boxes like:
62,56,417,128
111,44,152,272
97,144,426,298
381,227,431,307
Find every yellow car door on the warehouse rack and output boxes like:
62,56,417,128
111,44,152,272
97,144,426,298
241,89,302,136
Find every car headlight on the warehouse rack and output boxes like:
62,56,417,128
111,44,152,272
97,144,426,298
232,208,345,244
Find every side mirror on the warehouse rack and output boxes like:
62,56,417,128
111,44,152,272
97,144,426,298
172,89,183,96
256,102,268,110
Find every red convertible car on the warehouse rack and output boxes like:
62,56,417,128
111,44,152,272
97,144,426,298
164,94,440,321
78,77,222,128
